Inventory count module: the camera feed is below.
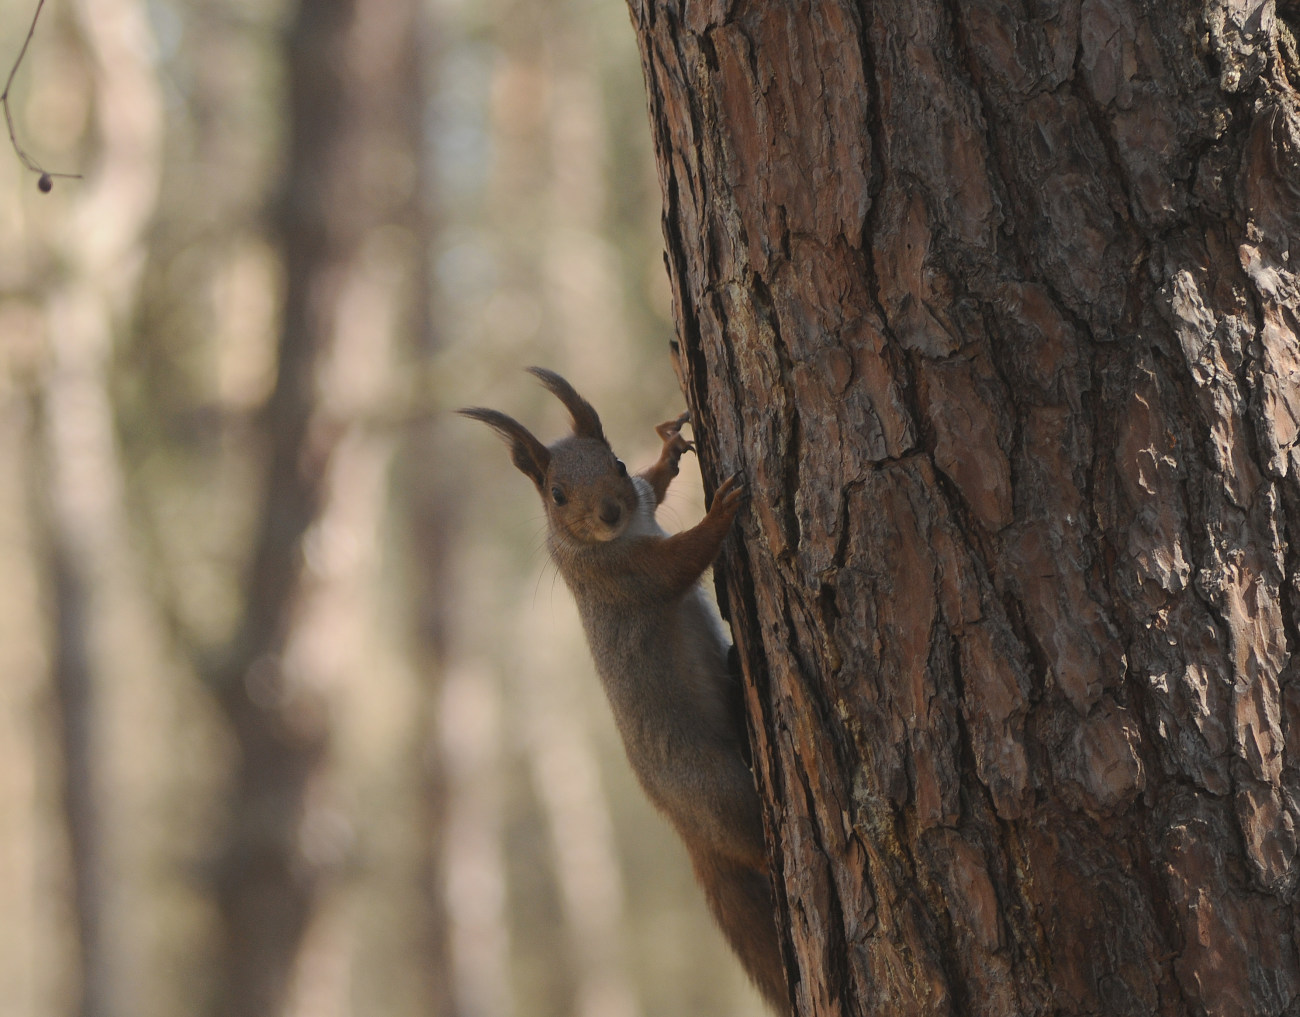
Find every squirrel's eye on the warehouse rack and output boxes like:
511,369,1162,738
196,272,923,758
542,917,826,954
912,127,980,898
615,459,627,477
551,486,567,506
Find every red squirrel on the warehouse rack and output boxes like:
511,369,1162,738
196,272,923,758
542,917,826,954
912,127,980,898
460,368,788,1012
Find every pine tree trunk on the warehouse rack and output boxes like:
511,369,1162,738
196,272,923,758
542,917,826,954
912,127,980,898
628,1,1300,1014
209,0,429,1013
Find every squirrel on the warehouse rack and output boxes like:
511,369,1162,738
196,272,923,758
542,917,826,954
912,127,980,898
460,368,788,1013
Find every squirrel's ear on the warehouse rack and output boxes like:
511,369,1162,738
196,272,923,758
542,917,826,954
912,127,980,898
527,367,606,443
458,408,551,490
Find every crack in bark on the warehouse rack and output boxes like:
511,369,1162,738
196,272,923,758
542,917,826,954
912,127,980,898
751,271,804,557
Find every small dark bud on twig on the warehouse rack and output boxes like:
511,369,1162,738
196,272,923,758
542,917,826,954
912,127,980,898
5,2,82,190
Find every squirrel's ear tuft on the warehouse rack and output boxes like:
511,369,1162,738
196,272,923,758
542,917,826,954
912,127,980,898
527,367,606,443
458,407,551,490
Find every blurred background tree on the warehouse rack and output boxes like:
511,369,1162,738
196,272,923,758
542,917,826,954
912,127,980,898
0,0,767,1015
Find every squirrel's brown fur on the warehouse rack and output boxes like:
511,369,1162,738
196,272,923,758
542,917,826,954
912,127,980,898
460,368,788,1013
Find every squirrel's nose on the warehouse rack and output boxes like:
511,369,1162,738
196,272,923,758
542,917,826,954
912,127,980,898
599,499,623,527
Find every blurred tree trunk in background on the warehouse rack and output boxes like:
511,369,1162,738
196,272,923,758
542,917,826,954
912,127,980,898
630,1,1300,1014
207,0,434,1013
392,57,456,1017
31,401,107,1017
24,1,165,1015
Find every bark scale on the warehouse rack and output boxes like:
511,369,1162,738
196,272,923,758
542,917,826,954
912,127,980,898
628,1,1300,1014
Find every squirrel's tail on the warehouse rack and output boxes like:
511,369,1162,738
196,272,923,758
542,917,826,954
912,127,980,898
690,848,790,1014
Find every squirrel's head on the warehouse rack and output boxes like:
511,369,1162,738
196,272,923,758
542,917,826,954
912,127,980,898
459,368,640,544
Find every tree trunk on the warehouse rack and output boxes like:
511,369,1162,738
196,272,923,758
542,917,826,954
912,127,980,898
23,0,165,1012
209,0,430,1013
32,390,109,1017
628,1,1300,1014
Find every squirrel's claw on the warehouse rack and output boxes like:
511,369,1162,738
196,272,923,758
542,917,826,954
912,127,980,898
655,411,695,457
655,410,692,442
711,472,747,514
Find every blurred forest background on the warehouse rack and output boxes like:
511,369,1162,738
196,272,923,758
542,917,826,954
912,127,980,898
0,0,766,1015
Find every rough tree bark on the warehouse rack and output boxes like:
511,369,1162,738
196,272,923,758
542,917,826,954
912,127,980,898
628,1,1300,1015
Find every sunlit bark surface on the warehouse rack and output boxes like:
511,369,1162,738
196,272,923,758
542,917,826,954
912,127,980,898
629,1,1300,1014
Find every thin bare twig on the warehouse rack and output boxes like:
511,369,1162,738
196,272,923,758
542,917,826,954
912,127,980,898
3,0,82,190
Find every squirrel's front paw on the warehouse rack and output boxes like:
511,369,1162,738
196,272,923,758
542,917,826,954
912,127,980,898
655,411,695,457
711,472,747,518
